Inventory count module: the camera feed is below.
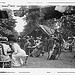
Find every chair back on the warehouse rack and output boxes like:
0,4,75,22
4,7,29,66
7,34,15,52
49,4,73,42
0,43,5,61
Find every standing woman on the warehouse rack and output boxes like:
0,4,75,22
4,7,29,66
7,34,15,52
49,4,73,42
9,38,28,66
47,36,54,60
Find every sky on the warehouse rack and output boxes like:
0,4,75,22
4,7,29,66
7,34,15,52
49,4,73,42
13,15,27,32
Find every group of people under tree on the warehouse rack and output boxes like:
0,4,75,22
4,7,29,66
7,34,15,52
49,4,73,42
23,34,62,60
24,36,44,57
23,31,75,60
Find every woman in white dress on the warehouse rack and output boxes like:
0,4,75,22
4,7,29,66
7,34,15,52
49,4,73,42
1,42,11,61
10,39,28,66
0,37,11,61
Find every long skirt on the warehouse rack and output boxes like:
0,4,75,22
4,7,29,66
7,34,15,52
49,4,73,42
12,50,27,66
50,48,60,60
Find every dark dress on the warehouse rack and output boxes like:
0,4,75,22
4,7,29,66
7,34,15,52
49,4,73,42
68,39,73,52
47,38,54,51
50,43,60,60
24,43,30,55
43,38,48,52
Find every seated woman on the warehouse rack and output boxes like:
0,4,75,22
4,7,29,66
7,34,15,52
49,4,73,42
0,37,12,68
9,38,28,66
0,41,11,61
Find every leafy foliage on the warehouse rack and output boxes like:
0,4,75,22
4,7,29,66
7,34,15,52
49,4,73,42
0,8,18,38
60,14,75,36
16,6,75,38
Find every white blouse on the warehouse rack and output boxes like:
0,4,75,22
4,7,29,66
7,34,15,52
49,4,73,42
12,43,26,55
2,43,11,55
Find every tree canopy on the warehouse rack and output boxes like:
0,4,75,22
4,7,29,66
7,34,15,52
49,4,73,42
0,8,18,39
14,6,75,38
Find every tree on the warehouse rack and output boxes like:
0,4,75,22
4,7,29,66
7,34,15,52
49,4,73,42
18,6,42,37
60,14,75,37
0,8,18,38
15,6,75,38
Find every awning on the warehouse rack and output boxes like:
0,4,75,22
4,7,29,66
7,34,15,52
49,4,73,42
39,25,55,35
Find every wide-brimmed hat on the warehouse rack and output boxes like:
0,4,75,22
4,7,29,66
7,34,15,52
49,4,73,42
9,37,17,42
0,37,8,43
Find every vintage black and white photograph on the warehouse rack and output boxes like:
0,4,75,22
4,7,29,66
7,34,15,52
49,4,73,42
0,1,75,71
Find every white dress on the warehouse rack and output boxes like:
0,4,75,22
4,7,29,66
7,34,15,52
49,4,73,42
12,43,27,66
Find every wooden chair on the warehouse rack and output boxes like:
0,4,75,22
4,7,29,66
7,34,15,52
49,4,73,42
0,43,12,68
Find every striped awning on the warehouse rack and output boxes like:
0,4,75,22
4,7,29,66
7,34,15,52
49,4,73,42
39,25,55,35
